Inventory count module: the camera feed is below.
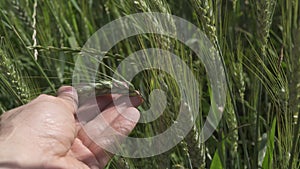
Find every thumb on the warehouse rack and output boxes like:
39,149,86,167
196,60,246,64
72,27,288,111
57,86,79,113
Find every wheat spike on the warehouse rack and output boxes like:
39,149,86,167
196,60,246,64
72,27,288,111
12,0,31,28
232,0,238,12
0,48,30,104
224,97,238,164
185,127,206,169
256,0,276,56
190,0,217,44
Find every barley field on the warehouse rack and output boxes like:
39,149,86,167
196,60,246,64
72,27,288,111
0,0,299,168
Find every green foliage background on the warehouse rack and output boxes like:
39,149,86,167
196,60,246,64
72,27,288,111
0,0,299,168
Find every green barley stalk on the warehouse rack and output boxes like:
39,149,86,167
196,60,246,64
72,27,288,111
288,25,300,169
191,1,242,168
103,1,179,168
251,0,300,168
254,1,276,167
289,26,300,129
189,1,217,167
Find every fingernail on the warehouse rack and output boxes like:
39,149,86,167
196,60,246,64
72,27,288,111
90,165,100,169
58,86,76,95
129,95,144,107
57,86,79,107
123,107,140,123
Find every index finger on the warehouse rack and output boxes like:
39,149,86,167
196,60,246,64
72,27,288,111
77,93,142,124
77,94,117,124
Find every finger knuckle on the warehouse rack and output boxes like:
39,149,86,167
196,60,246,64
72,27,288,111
37,94,56,101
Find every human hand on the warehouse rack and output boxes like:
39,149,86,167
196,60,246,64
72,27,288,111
0,86,143,169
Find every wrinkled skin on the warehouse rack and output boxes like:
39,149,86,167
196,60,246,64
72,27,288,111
0,86,143,169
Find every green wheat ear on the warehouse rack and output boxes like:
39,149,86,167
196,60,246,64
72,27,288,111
12,0,31,28
185,127,206,168
190,0,217,44
0,48,30,105
256,0,276,56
